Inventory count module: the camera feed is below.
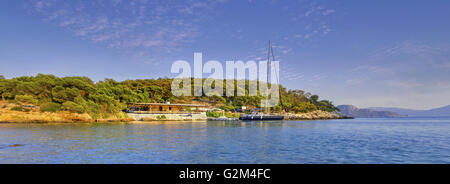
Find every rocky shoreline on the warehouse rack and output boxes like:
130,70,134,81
1,101,351,123
284,110,353,120
0,110,351,123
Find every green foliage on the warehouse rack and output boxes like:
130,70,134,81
40,102,61,112
293,102,318,113
310,95,319,103
272,105,282,113
317,100,340,112
206,111,222,118
208,95,226,105
225,112,240,118
0,74,339,117
220,104,235,111
14,94,38,104
156,115,167,120
0,75,4,80
11,106,24,111
62,101,85,114
206,111,239,118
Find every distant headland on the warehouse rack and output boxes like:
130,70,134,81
337,105,406,118
338,105,450,118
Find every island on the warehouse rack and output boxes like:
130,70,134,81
0,74,348,123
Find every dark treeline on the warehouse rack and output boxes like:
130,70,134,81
0,74,339,117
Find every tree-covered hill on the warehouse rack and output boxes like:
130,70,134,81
0,74,338,117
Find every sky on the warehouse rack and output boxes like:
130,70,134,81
1,0,450,110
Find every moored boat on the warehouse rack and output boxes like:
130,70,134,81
209,117,239,121
239,113,284,121
239,40,285,121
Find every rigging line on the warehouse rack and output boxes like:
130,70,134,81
270,43,283,108
265,40,271,113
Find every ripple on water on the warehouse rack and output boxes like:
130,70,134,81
0,118,449,163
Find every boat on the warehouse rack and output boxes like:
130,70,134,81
209,117,239,121
239,113,284,121
239,40,285,121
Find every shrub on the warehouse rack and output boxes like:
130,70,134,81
156,115,167,120
40,102,62,112
61,101,85,114
11,106,24,111
86,100,101,117
225,112,240,118
15,95,38,105
220,104,235,112
206,111,221,118
293,102,318,113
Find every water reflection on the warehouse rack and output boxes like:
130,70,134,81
0,118,449,163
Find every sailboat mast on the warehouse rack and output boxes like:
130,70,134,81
266,40,271,113
271,43,283,112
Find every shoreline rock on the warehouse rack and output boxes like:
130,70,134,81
284,110,353,120
1,102,352,123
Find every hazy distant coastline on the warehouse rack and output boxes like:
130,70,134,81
338,105,450,118
337,105,405,118
368,106,450,117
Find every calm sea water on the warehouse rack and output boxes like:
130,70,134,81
0,118,449,164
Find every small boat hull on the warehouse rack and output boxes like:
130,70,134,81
209,117,239,121
239,115,284,121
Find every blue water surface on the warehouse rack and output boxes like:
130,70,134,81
0,118,449,163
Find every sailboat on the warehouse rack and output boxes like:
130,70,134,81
239,40,285,121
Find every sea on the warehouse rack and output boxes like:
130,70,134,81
0,117,449,163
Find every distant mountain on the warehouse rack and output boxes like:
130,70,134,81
368,105,450,117
337,105,406,118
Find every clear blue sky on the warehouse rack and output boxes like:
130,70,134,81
1,0,450,109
